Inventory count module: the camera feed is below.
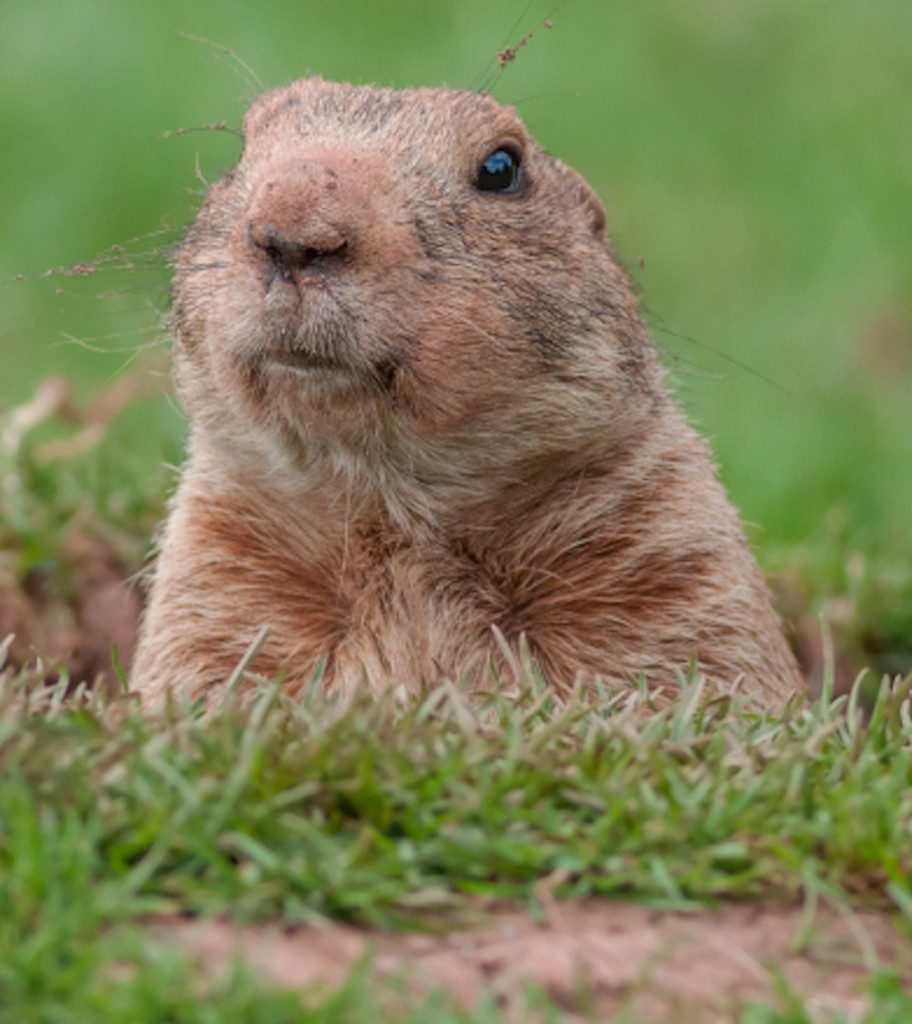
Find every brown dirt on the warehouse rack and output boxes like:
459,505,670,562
154,899,911,1021
0,529,142,689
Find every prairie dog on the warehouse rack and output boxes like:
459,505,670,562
131,77,801,705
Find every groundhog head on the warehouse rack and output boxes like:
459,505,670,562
172,78,659,480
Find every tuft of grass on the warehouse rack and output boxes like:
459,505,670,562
741,974,912,1024
0,385,171,585
1,668,910,1021
2,668,910,930
769,509,912,682
0,380,172,681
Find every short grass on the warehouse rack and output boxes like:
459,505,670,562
2,653,911,1021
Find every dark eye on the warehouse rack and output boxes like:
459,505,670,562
474,148,522,193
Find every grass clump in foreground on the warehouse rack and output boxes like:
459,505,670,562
3,667,911,924
0,660,911,1020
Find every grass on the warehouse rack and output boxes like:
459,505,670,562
0,419,168,586
4,668,911,927
769,514,912,682
1,656,911,1020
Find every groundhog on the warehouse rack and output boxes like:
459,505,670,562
131,76,802,705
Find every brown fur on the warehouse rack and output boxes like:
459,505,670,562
132,77,802,705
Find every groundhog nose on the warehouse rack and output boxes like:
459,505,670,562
245,162,352,283
248,222,348,284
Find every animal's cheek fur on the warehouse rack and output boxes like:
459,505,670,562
386,285,531,436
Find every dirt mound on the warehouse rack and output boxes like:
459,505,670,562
157,900,910,1021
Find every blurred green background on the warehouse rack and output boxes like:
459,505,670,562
1,0,910,557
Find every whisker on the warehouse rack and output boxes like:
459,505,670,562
178,33,264,95
471,0,537,93
651,320,794,398
55,326,163,355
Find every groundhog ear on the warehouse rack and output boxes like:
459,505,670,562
574,175,607,239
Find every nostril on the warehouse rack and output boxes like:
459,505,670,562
300,241,348,266
249,222,348,283
264,243,292,283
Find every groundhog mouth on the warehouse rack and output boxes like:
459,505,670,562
259,347,399,392
265,349,351,373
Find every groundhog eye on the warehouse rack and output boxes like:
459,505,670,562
474,147,522,193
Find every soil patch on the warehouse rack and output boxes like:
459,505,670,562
0,530,142,688
155,899,910,1021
